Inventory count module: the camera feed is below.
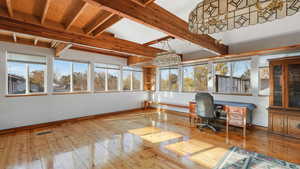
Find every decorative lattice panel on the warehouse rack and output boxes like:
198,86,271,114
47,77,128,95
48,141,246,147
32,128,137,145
189,0,300,34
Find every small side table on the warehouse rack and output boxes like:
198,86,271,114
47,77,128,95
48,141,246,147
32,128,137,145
144,100,152,110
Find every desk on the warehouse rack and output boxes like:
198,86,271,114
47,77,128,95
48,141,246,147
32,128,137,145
189,100,256,125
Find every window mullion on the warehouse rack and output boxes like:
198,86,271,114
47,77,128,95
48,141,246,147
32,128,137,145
105,68,108,91
230,62,234,93
26,64,30,94
193,66,196,92
70,62,73,92
130,71,133,91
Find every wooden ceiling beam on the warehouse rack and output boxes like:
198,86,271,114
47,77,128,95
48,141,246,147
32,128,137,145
12,32,16,42
182,44,300,64
55,43,73,57
128,56,152,66
143,36,174,46
131,0,156,7
5,0,13,17
0,15,162,57
84,0,228,55
84,10,114,34
71,45,131,58
0,33,128,58
34,38,38,45
93,14,122,37
41,0,51,24
0,34,51,48
65,2,89,30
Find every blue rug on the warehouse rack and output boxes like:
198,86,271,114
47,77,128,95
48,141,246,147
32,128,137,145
214,146,300,169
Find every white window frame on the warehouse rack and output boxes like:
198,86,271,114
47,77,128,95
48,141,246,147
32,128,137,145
182,63,209,92
122,67,143,91
94,63,121,92
213,59,251,94
6,52,47,95
159,67,179,92
53,58,90,93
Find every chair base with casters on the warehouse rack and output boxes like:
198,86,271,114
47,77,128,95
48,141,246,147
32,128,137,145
196,118,219,132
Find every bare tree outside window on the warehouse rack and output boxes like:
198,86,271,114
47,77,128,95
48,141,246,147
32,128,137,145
94,67,106,91
29,64,45,93
183,64,208,92
73,63,88,91
194,65,208,91
159,68,178,91
107,69,119,91
183,66,195,91
123,70,131,91
133,71,142,90
53,60,71,92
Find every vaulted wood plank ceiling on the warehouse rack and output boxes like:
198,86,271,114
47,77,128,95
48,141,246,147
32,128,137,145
0,0,228,62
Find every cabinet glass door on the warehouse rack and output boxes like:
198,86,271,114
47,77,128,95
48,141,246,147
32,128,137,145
288,64,300,108
273,65,283,106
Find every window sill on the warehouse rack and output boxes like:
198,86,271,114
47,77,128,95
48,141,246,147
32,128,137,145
52,91,91,95
258,95,269,97
94,90,121,93
5,93,48,97
181,91,208,93
213,92,252,96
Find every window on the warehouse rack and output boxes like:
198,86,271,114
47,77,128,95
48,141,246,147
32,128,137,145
122,67,143,91
133,71,142,90
183,64,208,92
73,62,88,91
159,68,179,91
107,66,119,91
214,60,251,94
122,70,131,91
7,53,46,95
94,64,120,91
94,67,105,91
53,60,89,92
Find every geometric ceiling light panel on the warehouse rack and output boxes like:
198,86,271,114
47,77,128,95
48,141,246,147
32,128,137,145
189,0,300,34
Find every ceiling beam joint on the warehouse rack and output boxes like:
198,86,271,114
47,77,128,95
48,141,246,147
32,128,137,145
41,0,51,24
65,2,88,30
55,43,73,57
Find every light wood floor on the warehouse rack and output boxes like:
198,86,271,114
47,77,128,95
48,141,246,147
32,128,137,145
0,109,300,169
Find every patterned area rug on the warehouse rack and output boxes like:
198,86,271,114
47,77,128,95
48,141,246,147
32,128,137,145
215,146,300,169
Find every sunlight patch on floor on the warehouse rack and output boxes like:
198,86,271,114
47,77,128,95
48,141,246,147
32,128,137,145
140,131,183,143
128,127,161,136
189,147,228,168
165,139,214,156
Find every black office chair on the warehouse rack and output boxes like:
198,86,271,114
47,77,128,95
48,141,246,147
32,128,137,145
195,92,219,132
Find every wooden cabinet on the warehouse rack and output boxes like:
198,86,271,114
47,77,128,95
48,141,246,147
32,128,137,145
268,57,300,138
143,67,156,91
287,115,300,138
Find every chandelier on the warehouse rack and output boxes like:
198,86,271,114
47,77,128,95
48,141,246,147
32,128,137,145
153,40,181,67
189,0,300,34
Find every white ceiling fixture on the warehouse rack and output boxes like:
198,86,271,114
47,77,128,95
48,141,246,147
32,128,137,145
153,39,182,67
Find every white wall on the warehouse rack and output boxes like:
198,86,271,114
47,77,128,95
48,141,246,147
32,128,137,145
0,42,147,130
